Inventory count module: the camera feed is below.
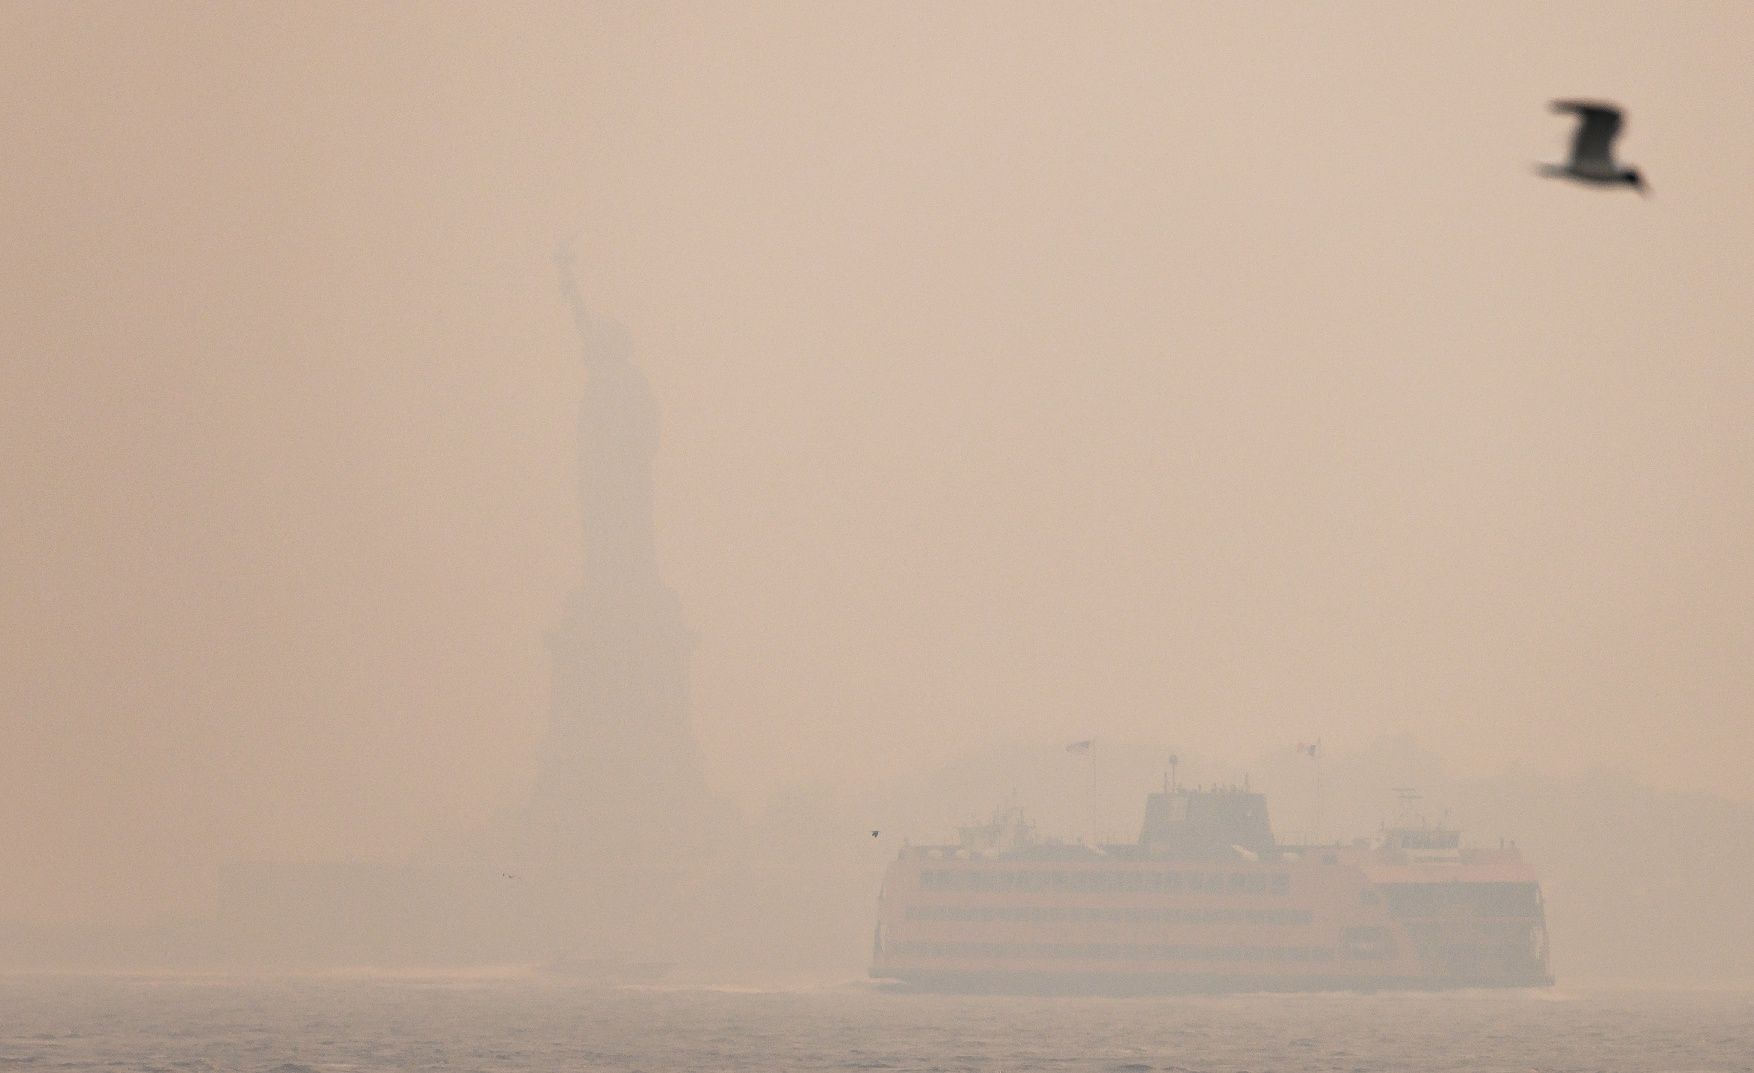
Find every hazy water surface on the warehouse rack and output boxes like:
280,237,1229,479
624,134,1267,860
2,976,1750,1073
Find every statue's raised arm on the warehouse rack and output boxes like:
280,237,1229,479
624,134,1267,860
555,238,592,342
554,237,633,372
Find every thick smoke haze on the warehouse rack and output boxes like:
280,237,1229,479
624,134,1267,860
4,3,1754,982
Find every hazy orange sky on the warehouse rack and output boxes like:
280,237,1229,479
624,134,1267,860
4,2,1753,919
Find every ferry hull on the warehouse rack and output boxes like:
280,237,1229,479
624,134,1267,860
876,970,1555,995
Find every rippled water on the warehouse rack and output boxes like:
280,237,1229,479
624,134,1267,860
2,975,1751,1072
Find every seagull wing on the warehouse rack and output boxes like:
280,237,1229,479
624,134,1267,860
1552,100,1623,169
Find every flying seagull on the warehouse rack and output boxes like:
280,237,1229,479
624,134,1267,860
1541,100,1646,194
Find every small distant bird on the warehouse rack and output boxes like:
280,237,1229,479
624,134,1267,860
871,830,880,838
501,872,519,880
1541,100,1646,194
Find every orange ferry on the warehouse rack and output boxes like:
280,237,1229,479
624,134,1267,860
870,784,1552,993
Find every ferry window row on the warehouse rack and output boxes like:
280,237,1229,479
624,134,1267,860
904,904,1313,927
916,869,1292,896
890,940,1339,963
1381,882,1541,918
